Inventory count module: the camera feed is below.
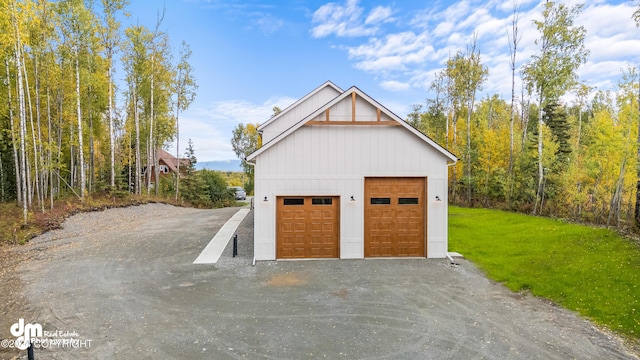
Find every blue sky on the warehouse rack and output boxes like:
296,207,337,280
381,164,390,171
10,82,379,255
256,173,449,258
120,0,640,162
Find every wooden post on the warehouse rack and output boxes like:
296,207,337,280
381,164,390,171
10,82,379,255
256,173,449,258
351,92,356,122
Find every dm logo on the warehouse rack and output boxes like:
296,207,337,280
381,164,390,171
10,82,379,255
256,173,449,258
10,319,42,350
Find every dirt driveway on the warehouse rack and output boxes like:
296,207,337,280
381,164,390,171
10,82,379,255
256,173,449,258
0,204,637,359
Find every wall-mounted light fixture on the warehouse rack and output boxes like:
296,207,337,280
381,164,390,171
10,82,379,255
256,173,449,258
263,196,268,202
350,195,355,202
435,196,441,202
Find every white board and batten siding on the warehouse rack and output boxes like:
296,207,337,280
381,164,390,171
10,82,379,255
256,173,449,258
249,81,457,261
259,82,342,143
253,125,452,260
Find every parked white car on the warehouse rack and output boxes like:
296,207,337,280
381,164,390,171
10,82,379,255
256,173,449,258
231,187,246,200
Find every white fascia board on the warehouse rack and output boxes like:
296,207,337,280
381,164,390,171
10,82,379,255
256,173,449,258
257,80,344,132
247,85,458,164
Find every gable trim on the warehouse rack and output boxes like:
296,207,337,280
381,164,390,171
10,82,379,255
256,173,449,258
257,80,344,132
247,85,458,164
305,120,401,126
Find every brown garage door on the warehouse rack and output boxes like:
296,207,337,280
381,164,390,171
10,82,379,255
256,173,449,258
365,177,426,257
276,196,340,259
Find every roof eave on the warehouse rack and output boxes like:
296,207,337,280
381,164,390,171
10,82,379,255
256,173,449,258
248,84,458,164
257,80,344,132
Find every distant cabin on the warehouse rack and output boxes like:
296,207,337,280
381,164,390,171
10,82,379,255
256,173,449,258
147,148,190,185
247,81,457,261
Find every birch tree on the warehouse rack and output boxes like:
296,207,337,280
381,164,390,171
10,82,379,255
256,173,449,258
57,0,98,198
425,71,448,147
445,39,488,205
123,25,150,195
231,123,260,193
173,40,197,200
506,1,522,204
9,0,29,223
98,0,128,188
123,23,175,195
521,0,588,215
462,39,488,205
632,4,640,227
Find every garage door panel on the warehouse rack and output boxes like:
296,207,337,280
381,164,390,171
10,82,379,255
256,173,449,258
310,222,322,231
322,224,334,232
308,234,318,243
365,177,426,258
277,196,340,259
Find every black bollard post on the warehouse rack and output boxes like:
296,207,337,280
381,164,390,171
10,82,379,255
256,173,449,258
233,234,238,257
27,341,34,360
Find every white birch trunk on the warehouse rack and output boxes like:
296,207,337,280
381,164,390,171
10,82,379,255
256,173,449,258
34,56,45,211
47,87,53,209
108,66,115,187
23,53,42,211
175,103,181,201
15,43,29,224
147,54,154,195
74,47,85,198
534,92,544,215
134,86,141,195
5,59,21,205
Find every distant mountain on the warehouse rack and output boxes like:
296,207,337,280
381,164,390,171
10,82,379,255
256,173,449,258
196,159,242,172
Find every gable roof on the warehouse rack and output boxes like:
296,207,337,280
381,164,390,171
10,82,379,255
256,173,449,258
257,80,343,132
247,84,457,163
156,148,189,172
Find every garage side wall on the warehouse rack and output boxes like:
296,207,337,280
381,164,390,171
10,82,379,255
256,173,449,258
253,125,450,260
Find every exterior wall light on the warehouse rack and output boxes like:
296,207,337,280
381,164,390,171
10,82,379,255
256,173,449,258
263,196,268,202
435,196,441,202
350,196,355,202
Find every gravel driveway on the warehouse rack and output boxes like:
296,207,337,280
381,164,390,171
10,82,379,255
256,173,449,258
0,203,637,359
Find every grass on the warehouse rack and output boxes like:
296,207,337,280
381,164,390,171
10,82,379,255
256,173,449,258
449,206,640,341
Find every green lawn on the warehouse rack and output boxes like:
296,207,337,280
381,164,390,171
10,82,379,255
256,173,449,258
448,206,640,340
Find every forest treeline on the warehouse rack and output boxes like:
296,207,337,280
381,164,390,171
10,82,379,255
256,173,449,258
2,0,640,232
0,0,241,225
409,2,640,229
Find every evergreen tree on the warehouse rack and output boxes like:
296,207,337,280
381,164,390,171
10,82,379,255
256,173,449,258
179,139,207,205
543,101,571,163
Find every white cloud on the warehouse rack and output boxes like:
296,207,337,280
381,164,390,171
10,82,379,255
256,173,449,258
317,0,640,105
365,5,394,25
440,0,472,24
348,31,434,73
249,12,284,34
581,2,637,38
495,0,538,13
380,80,410,92
170,96,296,161
310,0,392,38
432,21,454,38
195,96,296,125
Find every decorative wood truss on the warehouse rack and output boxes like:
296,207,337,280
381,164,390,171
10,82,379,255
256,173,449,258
305,90,401,126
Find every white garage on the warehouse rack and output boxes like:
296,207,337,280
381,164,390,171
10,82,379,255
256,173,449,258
246,81,457,260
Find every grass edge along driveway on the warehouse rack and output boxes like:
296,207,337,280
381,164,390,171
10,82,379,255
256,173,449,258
448,206,639,342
